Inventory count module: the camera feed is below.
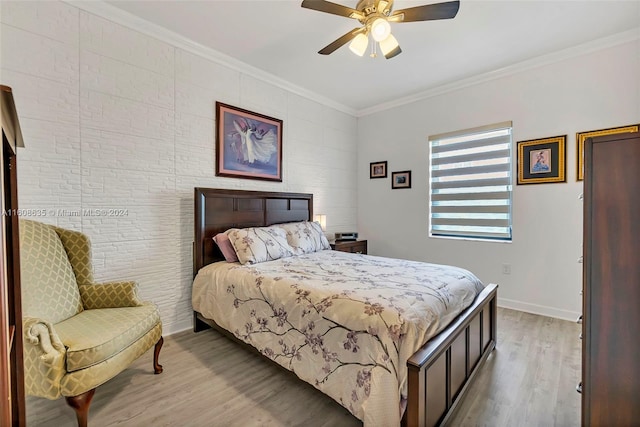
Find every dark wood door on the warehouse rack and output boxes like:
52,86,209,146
583,130,640,426
0,84,25,426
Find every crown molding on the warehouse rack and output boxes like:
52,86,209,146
64,0,358,117
357,27,640,117
63,1,639,119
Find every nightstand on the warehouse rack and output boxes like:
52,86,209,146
330,239,367,254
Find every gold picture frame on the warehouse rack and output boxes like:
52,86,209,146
576,124,639,181
517,135,566,185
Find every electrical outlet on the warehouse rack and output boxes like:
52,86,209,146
501,263,511,275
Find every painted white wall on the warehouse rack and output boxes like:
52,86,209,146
358,40,640,321
0,1,357,334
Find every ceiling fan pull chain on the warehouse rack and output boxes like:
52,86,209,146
370,40,377,58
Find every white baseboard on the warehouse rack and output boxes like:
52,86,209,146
498,297,581,322
163,319,193,337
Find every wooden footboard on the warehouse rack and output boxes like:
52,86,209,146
403,283,498,427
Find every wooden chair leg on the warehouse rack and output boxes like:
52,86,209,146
153,336,164,374
65,388,96,427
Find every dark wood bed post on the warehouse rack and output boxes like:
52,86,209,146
194,311,212,332
192,187,498,427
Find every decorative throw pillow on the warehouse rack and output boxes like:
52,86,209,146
213,232,239,263
227,226,295,265
276,221,330,255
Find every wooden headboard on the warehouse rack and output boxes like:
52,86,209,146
193,188,313,275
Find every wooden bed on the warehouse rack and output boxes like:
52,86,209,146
193,187,498,427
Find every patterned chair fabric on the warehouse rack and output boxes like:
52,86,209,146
55,305,160,372
53,226,94,287
19,219,163,400
20,220,83,324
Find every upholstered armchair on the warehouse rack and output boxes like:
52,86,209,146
19,219,163,426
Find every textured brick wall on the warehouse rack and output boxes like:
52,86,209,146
1,1,358,334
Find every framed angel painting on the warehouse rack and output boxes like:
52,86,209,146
215,102,283,182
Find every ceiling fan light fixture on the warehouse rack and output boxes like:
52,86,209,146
349,33,369,56
301,0,460,57
379,33,401,59
370,18,391,42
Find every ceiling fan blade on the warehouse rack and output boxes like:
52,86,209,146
301,0,365,20
391,0,460,22
318,27,367,55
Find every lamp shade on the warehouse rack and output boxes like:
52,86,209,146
371,18,391,42
349,33,368,56
313,214,327,231
380,34,402,59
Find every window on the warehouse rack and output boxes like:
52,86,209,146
429,121,513,241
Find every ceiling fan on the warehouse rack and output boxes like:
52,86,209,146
301,0,460,59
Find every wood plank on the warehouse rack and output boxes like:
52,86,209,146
450,331,467,400
425,352,447,427
468,316,481,370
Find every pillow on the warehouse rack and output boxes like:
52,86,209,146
213,232,239,263
227,226,295,265
276,221,330,255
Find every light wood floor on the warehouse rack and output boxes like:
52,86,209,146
26,308,581,427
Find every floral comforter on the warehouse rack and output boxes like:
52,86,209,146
192,250,484,427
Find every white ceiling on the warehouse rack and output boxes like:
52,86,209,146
105,0,640,114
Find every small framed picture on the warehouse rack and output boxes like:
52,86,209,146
370,161,387,179
517,135,566,185
576,123,639,181
392,170,411,189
